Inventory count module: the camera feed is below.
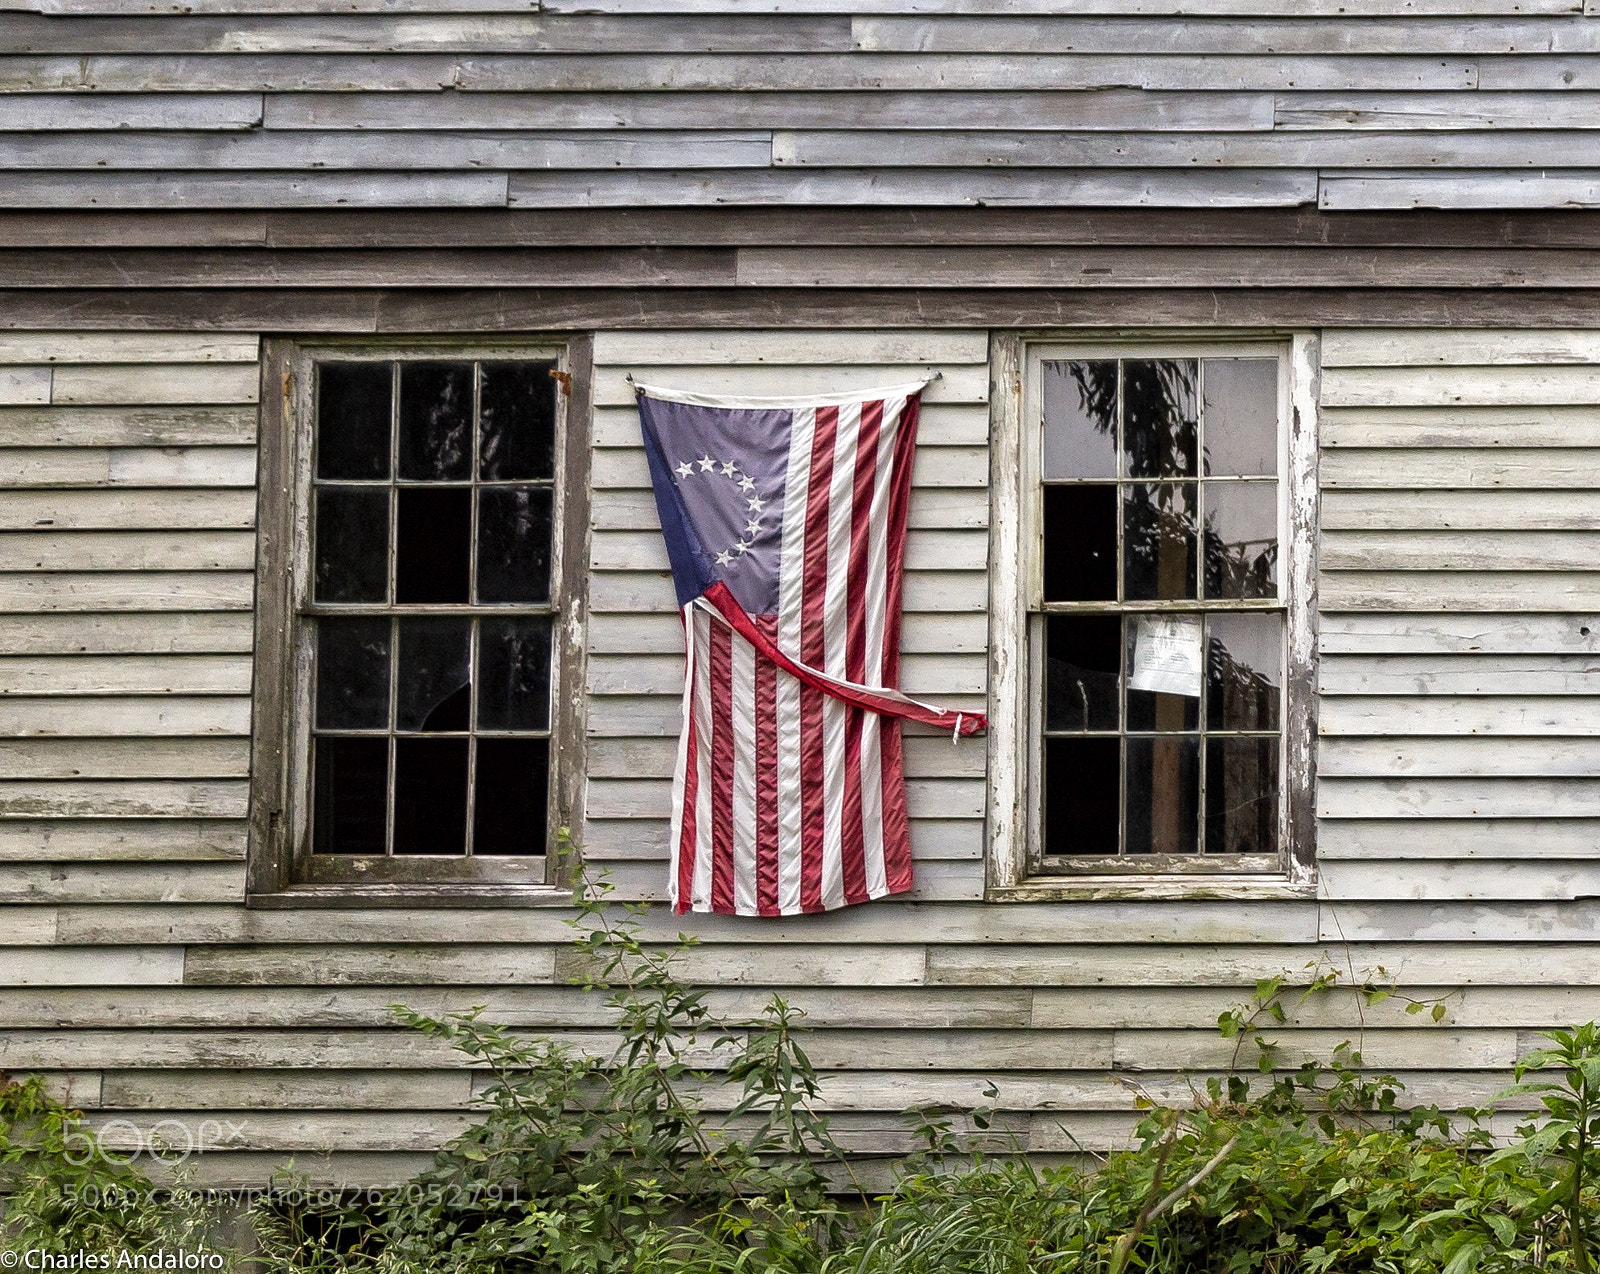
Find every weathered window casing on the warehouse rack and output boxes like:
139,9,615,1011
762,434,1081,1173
986,333,1319,900
246,337,592,906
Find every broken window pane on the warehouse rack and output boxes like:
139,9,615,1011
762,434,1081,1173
392,737,469,854
314,486,389,603
315,617,391,730
1041,359,1118,480
1202,359,1278,477
1125,736,1200,855
477,486,553,605
1043,736,1119,855
473,737,549,855
480,360,557,482
1043,483,1117,602
1122,359,1197,479
399,361,474,481
396,617,471,733
1045,614,1120,732
1206,737,1279,855
312,736,388,855
477,616,552,732
317,361,392,481
1123,482,1196,601
396,487,471,604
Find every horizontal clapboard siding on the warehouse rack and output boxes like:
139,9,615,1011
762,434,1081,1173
0,332,258,894
4,11,1600,208
1318,328,1600,898
583,329,991,901
10,316,1600,1187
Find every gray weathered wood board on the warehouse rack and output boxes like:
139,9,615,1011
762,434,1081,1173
2,10,1600,208
1316,332,1600,899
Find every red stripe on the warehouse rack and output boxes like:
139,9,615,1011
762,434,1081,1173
702,582,983,733
753,644,780,916
796,405,838,913
708,618,736,915
878,397,922,892
673,612,701,915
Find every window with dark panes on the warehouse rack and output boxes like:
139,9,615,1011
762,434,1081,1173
309,359,560,865
1033,354,1285,870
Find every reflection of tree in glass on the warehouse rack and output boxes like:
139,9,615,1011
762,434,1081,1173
1206,638,1276,731
1065,360,1274,597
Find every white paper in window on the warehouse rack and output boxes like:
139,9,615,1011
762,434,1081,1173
1129,615,1204,698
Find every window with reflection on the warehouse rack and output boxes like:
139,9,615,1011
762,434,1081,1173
308,358,560,864
1035,354,1284,868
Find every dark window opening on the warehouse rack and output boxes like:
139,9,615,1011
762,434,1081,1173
308,358,559,861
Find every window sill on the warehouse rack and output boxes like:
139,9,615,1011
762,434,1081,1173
987,875,1315,903
247,883,575,909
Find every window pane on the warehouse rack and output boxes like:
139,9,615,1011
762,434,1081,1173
480,360,557,482
1206,737,1279,856
1041,359,1117,479
477,486,553,605
1123,482,1196,601
1207,613,1283,732
473,737,549,855
314,486,389,603
1202,358,1278,477
316,617,391,730
1043,736,1119,856
1043,483,1117,602
317,362,392,481
1126,614,1201,732
1045,614,1120,732
312,736,388,855
1122,359,1197,479
1126,736,1200,855
398,361,473,481
396,617,471,733
393,737,469,854
478,616,552,732
396,487,472,604
1203,481,1278,600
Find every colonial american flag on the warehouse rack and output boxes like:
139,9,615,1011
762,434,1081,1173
635,379,987,917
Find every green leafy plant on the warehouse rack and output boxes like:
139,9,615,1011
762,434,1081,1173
1492,1022,1600,1271
253,845,854,1274
0,1073,233,1263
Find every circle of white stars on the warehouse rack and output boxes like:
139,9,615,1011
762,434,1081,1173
673,454,769,567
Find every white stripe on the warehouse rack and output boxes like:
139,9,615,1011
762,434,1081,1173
729,631,759,916
860,713,886,897
775,666,804,915
776,406,816,661
634,379,931,410
689,607,716,912
775,405,816,912
860,396,907,896
818,402,862,911
666,604,698,911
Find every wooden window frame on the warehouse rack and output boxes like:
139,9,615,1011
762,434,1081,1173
247,336,592,908
986,331,1319,902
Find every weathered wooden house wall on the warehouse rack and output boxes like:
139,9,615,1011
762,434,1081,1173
5,2,1600,1182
